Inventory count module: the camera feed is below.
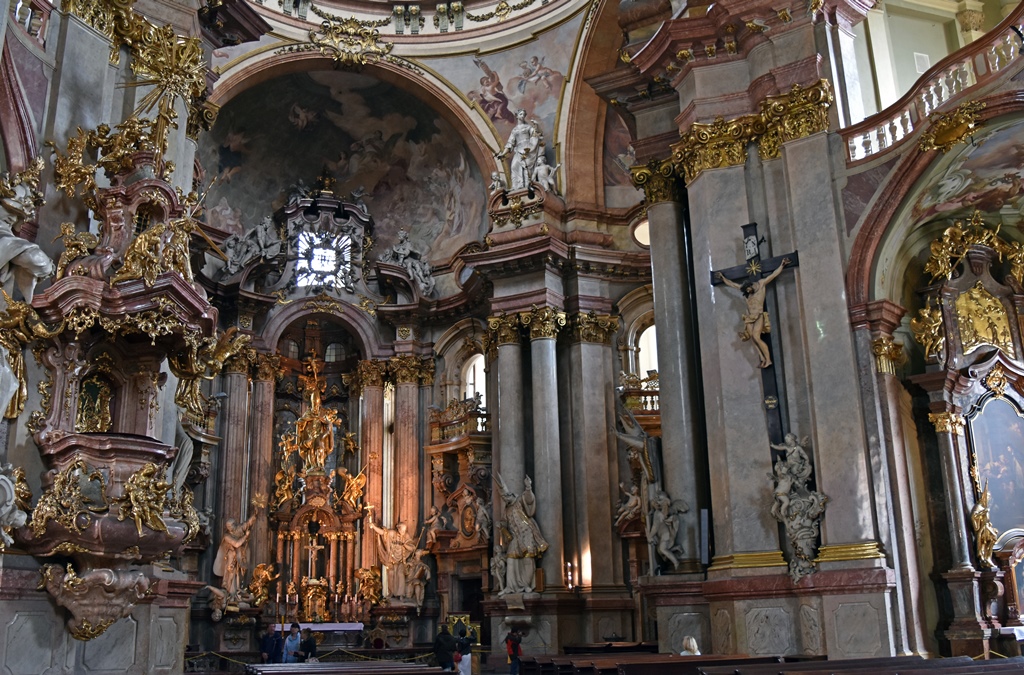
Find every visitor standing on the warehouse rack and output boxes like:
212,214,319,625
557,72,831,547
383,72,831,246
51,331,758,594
300,627,318,662
259,623,282,663
456,627,473,675
283,622,302,663
433,624,458,671
505,628,523,675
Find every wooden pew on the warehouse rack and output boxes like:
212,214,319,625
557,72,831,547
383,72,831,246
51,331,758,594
699,655,929,675
245,663,441,675
780,656,1024,675
618,656,785,675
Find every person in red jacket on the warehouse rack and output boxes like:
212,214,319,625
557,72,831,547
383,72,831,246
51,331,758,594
504,628,523,675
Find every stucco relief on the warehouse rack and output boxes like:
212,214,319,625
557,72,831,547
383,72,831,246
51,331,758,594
745,606,793,655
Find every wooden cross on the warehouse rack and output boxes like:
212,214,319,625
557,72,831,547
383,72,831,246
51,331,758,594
710,222,799,446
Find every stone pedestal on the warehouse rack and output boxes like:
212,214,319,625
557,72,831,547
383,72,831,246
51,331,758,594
942,568,992,657
483,592,586,657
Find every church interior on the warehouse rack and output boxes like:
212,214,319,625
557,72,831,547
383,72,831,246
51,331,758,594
1,0,1024,670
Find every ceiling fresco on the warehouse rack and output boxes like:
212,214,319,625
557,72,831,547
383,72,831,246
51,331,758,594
198,70,487,265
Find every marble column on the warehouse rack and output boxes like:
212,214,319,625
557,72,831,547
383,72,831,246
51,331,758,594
357,360,387,565
780,133,883,556
218,355,251,530
631,160,702,570
249,353,279,565
390,355,425,528
929,412,973,570
521,306,566,590
488,313,525,494
567,312,619,587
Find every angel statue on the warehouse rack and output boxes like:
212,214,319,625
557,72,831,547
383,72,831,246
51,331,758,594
646,490,687,570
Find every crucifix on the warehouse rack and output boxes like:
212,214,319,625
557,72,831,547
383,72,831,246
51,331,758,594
306,535,325,578
710,222,799,446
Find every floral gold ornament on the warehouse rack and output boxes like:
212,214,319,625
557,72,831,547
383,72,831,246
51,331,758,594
928,411,965,435
669,80,832,184
487,312,521,345
307,17,393,69
910,298,945,363
464,0,535,22
115,463,171,537
519,305,566,339
984,364,1008,398
30,459,110,536
569,311,620,344
919,100,985,153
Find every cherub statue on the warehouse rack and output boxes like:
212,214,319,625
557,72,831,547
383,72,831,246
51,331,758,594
488,171,508,195
614,483,642,528
423,505,451,545
531,155,561,193
248,563,280,607
205,585,227,621
355,566,382,605
52,222,99,279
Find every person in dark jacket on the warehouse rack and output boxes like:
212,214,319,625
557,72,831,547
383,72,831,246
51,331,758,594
505,629,523,675
299,627,317,662
433,624,458,671
259,623,283,663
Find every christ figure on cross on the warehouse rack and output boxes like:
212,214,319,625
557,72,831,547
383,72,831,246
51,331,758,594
716,258,790,369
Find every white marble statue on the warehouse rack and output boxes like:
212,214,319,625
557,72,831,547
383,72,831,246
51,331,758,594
475,496,492,543
220,216,282,278
768,433,828,581
423,505,451,545
531,155,561,194
614,483,642,528
404,549,431,611
495,473,547,594
0,159,55,302
495,109,543,191
490,541,507,596
378,229,435,297
0,464,28,549
647,490,687,570
488,171,508,195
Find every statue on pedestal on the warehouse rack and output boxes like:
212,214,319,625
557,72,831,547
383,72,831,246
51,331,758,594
971,481,999,569
366,517,418,599
405,549,431,610
494,109,543,191
213,513,258,599
378,229,436,297
614,483,642,528
0,158,55,302
495,473,547,594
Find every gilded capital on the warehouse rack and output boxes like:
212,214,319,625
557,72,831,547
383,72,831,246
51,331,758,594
519,306,566,340
224,348,256,374
487,312,521,346
929,411,965,436
568,311,620,344
630,159,682,204
418,356,436,386
870,336,905,376
253,353,282,382
389,354,422,384
757,79,834,159
670,114,763,184
356,359,387,388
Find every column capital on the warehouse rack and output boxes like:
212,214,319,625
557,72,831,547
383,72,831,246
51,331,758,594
630,158,682,204
567,311,619,345
671,114,763,184
870,336,906,376
356,359,387,389
519,305,566,340
223,348,256,374
929,411,966,436
389,354,420,384
487,312,521,346
252,352,282,382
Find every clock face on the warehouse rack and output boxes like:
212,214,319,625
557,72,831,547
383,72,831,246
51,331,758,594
743,235,759,261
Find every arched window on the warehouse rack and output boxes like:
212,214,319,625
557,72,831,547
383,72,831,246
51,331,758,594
462,353,486,409
637,325,658,376
283,339,300,360
324,343,344,362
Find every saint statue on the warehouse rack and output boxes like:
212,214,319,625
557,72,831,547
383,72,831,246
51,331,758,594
365,517,418,599
404,550,431,610
495,109,543,191
716,259,790,368
646,490,687,570
495,473,547,594
213,513,257,599
971,481,999,569
378,229,435,297
0,158,55,302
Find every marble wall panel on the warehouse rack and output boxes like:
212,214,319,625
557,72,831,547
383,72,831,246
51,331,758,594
663,610,709,654
744,606,794,655
822,592,894,658
82,616,139,672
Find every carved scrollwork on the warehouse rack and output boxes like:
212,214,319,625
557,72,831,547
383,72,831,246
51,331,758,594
487,312,520,346
31,459,110,536
114,463,170,537
307,18,393,69
38,563,150,640
568,311,619,344
919,100,985,153
519,305,566,340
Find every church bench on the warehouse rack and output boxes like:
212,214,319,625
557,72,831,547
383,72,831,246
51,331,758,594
563,643,660,655
696,655,929,671
617,656,785,675
244,664,441,674
573,653,773,675
780,656,1024,675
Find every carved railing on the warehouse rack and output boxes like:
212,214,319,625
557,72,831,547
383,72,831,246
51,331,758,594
428,397,489,443
841,5,1024,166
8,0,52,46
620,371,660,416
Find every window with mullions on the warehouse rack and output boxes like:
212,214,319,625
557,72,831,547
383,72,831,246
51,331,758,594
295,230,353,290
